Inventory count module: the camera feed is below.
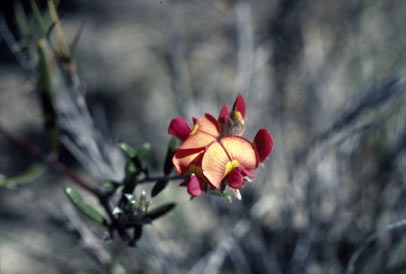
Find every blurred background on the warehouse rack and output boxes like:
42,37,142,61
1,0,406,273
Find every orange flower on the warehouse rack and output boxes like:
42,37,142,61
168,93,274,198
202,136,258,189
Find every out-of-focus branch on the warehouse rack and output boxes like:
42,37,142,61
345,218,406,274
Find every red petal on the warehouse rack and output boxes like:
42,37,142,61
187,175,202,196
168,117,191,141
202,141,230,188
218,104,230,124
228,168,244,188
232,93,246,119
220,136,258,170
236,167,255,178
253,129,274,162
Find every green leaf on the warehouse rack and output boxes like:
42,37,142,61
31,0,48,35
0,162,46,187
164,137,179,175
64,186,105,225
151,179,169,197
144,203,176,221
36,39,60,153
120,142,136,158
120,142,151,172
14,2,31,38
209,189,233,203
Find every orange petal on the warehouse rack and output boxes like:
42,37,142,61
194,115,220,137
172,148,204,175
202,141,231,188
220,136,258,170
177,131,216,150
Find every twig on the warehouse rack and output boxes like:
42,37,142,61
138,175,189,184
345,218,406,274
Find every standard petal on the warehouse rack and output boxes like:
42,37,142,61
194,115,221,137
221,136,258,170
228,168,244,188
253,128,274,162
168,117,191,141
232,93,246,119
218,104,230,124
172,148,204,175
187,175,202,196
177,131,216,150
202,141,231,188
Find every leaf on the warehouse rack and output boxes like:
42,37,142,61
64,186,105,225
48,0,70,58
37,39,60,153
14,2,31,38
120,142,137,158
120,142,151,172
164,137,179,175
144,203,176,221
151,179,169,197
31,0,47,35
0,162,46,187
209,189,233,203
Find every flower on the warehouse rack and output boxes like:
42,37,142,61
202,135,258,189
168,113,221,196
167,93,274,198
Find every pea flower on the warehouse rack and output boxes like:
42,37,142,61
167,93,273,198
202,129,273,192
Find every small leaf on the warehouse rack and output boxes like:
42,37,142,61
120,142,136,158
151,179,169,197
120,142,151,172
64,186,105,225
113,206,124,215
31,0,47,35
144,203,176,221
209,189,233,203
0,162,46,187
135,143,151,161
124,193,136,204
164,137,180,175
14,2,31,38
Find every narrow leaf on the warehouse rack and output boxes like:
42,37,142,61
48,0,70,58
37,39,60,153
209,189,233,203
164,137,179,175
64,186,105,225
120,142,136,158
0,162,46,187
151,179,168,197
31,0,47,34
144,203,176,221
